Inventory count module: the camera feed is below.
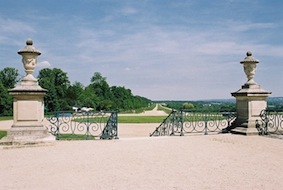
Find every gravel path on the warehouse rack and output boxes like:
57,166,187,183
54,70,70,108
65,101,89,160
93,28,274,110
119,104,168,116
1,134,283,190
1,106,283,189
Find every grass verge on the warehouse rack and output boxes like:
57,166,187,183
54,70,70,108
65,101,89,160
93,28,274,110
118,116,167,123
0,130,7,139
157,104,172,114
0,116,13,121
55,134,96,140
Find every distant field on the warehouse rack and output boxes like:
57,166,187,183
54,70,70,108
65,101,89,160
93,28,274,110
0,115,167,123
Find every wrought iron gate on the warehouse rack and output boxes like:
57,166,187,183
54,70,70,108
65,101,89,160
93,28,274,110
46,111,118,140
150,109,236,137
256,109,283,138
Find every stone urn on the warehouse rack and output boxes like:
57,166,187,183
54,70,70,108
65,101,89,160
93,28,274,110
241,51,259,86
18,38,41,83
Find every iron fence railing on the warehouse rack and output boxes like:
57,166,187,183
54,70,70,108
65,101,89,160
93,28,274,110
150,109,236,136
46,111,118,140
149,110,183,136
256,109,283,136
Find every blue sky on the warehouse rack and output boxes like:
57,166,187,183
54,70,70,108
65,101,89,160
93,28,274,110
0,0,283,100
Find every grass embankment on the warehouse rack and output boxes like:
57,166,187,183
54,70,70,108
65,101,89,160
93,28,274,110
157,104,172,114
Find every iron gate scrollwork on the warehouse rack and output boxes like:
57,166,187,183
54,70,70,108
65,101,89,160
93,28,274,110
150,110,183,136
256,109,283,137
47,111,118,140
182,110,236,135
150,109,236,136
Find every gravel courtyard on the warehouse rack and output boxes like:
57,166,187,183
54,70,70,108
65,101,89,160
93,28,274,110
1,107,283,190
1,120,283,190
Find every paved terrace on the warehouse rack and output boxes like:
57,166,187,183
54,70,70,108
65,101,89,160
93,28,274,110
0,108,283,189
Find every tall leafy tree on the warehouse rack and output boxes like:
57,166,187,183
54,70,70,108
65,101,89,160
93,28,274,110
52,68,70,98
0,67,19,115
0,81,13,116
78,86,98,109
0,67,20,89
66,81,84,106
111,86,133,109
89,72,113,110
38,68,70,112
90,72,112,98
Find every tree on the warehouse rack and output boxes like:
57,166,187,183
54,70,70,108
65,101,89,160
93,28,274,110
78,86,98,109
0,67,20,89
52,68,70,98
89,72,113,110
0,81,13,116
0,67,19,115
182,102,195,110
111,86,133,109
66,82,84,106
90,72,112,99
38,68,70,112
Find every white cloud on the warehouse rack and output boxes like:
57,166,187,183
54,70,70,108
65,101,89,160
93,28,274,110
37,61,51,68
229,21,276,32
0,18,36,34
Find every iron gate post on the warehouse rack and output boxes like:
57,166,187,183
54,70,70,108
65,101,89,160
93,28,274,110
204,111,208,135
180,110,184,136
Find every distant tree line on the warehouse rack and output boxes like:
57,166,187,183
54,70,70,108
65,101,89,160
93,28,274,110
155,100,236,111
0,67,151,115
0,67,19,116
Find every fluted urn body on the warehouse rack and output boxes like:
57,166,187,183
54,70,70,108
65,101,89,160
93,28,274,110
241,51,259,86
18,38,41,83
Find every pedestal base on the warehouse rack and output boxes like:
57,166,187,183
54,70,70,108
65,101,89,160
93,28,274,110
0,126,55,146
230,83,271,136
231,127,259,136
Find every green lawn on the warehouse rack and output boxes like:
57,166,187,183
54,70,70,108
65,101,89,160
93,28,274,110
55,134,96,140
0,130,7,139
118,116,167,123
0,116,12,121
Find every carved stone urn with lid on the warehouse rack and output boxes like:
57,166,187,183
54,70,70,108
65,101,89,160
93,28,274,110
240,51,259,86
17,38,41,84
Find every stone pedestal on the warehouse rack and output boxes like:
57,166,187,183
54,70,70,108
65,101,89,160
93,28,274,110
231,84,271,135
229,51,271,135
0,39,55,145
1,81,56,145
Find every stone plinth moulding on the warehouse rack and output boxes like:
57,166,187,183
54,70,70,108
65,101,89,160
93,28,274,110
0,39,55,145
229,51,271,135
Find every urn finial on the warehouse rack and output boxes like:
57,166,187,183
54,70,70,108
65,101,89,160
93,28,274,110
26,38,33,45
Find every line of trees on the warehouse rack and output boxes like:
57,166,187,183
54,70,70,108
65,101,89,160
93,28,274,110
155,100,236,111
0,67,151,115
0,67,19,116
